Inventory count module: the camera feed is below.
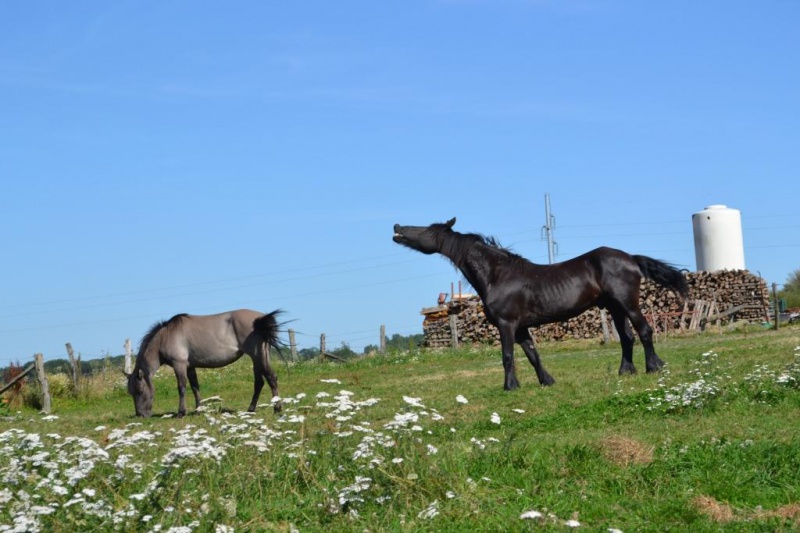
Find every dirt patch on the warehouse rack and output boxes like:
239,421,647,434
693,495,735,523
693,496,800,525
756,503,800,521
598,435,654,467
407,368,491,384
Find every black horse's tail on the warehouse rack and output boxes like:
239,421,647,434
633,255,689,298
253,309,289,370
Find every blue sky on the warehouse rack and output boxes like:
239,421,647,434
1,1,798,366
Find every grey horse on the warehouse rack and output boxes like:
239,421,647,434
125,309,284,417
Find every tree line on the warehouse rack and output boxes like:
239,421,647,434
778,269,800,309
1,333,426,376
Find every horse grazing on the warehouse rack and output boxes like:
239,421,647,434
393,218,689,391
125,309,285,417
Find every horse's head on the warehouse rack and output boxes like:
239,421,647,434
125,368,154,417
393,217,456,254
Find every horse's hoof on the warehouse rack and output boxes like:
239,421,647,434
618,365,637,376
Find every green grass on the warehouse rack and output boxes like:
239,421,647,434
2,325,800,532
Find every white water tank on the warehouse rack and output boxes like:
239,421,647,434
692,204,745,272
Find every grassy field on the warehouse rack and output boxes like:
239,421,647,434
2,325,799,532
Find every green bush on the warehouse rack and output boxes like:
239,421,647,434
47,373,72,398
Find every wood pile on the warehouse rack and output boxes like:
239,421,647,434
422,270,769,347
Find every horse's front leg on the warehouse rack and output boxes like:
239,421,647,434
515,328,555,386
498,322,520,391
173,365,189,418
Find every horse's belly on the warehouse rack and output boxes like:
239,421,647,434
189,350,241,368
527,302,594,326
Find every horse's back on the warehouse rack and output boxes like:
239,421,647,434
166,310,264,366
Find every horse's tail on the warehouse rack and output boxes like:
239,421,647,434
253,309,289,371
633,255,689,299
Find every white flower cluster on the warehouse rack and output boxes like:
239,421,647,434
647,352,725,412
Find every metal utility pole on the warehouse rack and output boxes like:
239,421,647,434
541,193,557,264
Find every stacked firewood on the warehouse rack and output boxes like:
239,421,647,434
422,270,769,347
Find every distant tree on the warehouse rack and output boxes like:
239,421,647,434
386,333,424,351
362,333,424,354
297,347,320,361
331,342,357,360
778,268,800,309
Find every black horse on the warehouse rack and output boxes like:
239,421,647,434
393,217,688,391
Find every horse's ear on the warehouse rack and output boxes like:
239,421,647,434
445,217,456,229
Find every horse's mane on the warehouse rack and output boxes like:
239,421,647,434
138,313,189,359
439,228,528,271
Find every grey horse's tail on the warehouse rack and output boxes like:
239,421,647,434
633,255,689,298
253,309,289,371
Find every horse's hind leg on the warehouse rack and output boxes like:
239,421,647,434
187,367,201,410
261,347,282,414
248,347,281,414
248,358,265,413
626,308,664,373
610,306,637,375
515,328,555,386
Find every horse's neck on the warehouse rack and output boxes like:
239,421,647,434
445,245,494,298
136,350,160,377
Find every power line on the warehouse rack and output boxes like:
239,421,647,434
0,251,415,312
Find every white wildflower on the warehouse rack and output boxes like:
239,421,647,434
417,500,439,520
456,395,468,404
403,396,425,408
490,412,501,424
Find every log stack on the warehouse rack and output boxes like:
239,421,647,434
421,270,769,347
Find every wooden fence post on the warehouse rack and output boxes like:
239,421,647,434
288,329,297,362
319,333,326,363
449,314,459,349
380,325,386,354
772,283,780,330
65,343,81,393
124,338,133,374
600,309,610,344
34,353,51,414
